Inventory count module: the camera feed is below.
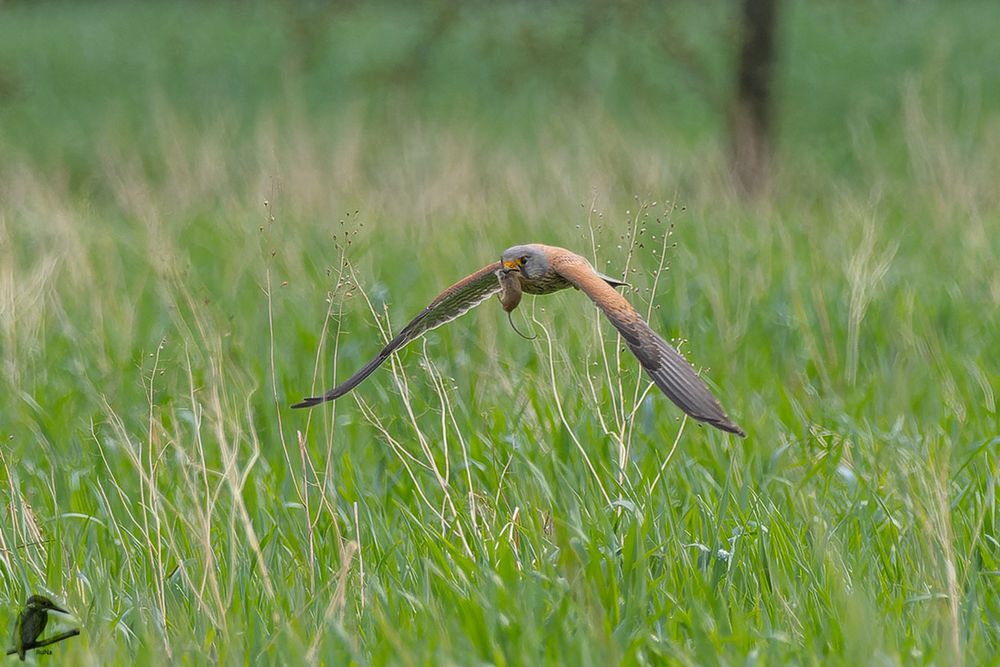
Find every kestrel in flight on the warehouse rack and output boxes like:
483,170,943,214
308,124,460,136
293,244,745,437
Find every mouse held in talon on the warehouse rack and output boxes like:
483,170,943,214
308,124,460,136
497,268,523,313
497,267,535,339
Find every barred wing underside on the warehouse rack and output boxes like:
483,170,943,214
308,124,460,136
292,262,503,408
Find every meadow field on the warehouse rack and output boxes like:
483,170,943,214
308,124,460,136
1,1,998,664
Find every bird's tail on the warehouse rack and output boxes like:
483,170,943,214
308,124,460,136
595,270,629,288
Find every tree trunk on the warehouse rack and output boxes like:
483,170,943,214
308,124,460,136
730,0,779,197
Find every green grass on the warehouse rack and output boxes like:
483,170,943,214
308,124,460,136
1,0,998,664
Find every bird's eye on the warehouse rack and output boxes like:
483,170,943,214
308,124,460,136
520,256,529,265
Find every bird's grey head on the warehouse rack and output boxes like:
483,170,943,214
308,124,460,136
501,245,547,280
26,595,65,613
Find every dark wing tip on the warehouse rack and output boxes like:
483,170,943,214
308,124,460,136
291,396,328,409
712,418,747,438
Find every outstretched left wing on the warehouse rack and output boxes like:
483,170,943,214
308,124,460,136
292,262,503,408
553,255,746,437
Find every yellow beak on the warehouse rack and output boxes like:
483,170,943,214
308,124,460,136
503,260,520,270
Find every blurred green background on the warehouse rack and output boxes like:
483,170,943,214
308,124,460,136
1,1,997,664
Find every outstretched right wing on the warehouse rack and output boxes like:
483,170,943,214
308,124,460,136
292,262,503,408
